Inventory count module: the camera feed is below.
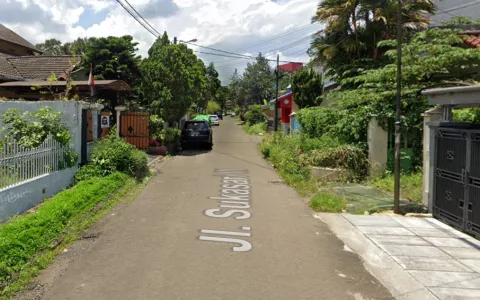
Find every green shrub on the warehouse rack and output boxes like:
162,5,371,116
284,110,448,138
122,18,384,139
0,173,129,286
149,115,164,140
370,171,423,203
243,123,266,135
300,144,369,180
75,133,148,181
162,128,181,145
74,164,106,182
260,133,316,195
310,192,346,212
245,105,267,125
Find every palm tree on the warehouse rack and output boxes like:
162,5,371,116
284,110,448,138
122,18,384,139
310,0,436,69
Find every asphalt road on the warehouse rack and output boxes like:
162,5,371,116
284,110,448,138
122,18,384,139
41,117,393,300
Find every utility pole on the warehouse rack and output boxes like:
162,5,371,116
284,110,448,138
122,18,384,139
394,0,403,214
274,54,279,132
174,37,177,44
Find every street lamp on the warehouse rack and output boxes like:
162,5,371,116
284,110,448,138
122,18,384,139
179,38,198,43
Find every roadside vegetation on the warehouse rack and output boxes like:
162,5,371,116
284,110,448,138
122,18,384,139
1,128,152,298
0,173,138,299
370,172,423,204
242,105,267,135
310,192,346,213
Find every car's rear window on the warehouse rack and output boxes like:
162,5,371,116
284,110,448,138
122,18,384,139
184,121,209,130
210,115,218,120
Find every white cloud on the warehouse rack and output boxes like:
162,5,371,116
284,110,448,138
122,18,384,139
0,0,321,82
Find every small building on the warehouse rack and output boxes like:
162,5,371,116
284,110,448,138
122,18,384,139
278,62,303,73
269,92,294,134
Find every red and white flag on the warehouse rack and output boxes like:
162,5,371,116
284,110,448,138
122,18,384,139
88,64,95,97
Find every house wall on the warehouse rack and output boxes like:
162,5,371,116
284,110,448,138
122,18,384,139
0,100,92,222
0,40,36,56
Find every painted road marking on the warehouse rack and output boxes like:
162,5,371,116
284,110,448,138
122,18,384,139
199,169,253,252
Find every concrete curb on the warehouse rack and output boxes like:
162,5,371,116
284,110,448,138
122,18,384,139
314,213,438,300
147,155,167,167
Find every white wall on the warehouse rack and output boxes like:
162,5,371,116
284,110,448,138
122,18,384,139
0,100,84,222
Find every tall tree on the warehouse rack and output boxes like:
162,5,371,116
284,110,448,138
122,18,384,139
309,0,436,80
35,38,66,55
291,68,323,109
242,53,275,105
205,62,221,103
141,32,207,124
83,36,142,88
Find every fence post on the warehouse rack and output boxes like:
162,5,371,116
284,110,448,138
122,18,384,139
368,116,388,176
80,109,88,165
422,107,443,210
115,106,127,136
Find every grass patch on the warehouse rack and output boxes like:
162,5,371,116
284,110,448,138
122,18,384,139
0,173,146,299
370,172,423,203
310,191,346,213
243,123,266,135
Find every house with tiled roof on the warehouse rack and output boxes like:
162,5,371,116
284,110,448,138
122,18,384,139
0,24,82,83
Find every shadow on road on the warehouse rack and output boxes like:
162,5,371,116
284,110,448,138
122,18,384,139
180,149,211,156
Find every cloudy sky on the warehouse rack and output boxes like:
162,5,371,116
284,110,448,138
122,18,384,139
1,0,322,83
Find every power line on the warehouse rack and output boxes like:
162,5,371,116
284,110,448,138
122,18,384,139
114,0,158,38
122,0,162,36
193,50,298,63
436,0,480,16
184,42,255,59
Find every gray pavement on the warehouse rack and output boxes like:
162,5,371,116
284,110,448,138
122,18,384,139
38,118,393,300
317,213,480,300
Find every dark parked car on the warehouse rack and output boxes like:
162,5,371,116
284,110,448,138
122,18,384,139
181,120,213,150
215,111,223,120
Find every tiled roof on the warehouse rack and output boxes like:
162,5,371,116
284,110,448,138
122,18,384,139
0,56,20,79
5,56,81,80
0,24,40,53
460,30,480,48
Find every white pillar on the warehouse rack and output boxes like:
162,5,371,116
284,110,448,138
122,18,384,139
367,117,388,176
114,105,127,136
422,108,443,210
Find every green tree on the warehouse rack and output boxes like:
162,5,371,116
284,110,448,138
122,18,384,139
441,16,480,26
141,32,207,125
206,100,221,114
291,68,323,109
83,36,142,88
35,38,66,55
309,0,436,80
206,62,221,104
241,53,275,105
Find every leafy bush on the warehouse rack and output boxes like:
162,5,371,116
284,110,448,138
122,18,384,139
300,144,369,180
310,192,346,212
162,128,181,145
244,105,267,125
75,133,148,181
243,123,266,135
370,171,423,203
260,133,316,195
74,164,106,182
0,173,129,286
453,108,480,124
149,114,164,140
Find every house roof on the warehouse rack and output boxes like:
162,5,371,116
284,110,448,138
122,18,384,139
0,55,81,81
460,30,480,48
0,80,132,92
0,24,41,54
6,55,81,80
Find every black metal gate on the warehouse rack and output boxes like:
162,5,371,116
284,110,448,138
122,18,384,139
434,128,480,237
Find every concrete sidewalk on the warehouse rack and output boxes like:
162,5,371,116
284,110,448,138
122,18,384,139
316,213,480,300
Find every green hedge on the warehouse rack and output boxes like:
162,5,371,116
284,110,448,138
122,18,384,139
75,134,148,182
0,173,129,284
245,105,266,125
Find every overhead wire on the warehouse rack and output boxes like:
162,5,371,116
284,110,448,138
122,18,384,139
122,0,162,36
114,0,159,38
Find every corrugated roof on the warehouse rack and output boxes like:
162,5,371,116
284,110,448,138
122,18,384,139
5,55,81,80
0,24,40,53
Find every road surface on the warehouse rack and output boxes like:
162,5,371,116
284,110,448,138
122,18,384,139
41,117,393,300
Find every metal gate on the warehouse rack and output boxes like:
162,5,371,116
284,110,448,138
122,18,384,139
119,111,150,150
433,128,480,237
